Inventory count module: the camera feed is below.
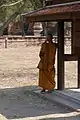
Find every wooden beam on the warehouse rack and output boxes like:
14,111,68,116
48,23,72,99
26,13,72,22
57,21,64,90
64,54,77,61
72,12,80,19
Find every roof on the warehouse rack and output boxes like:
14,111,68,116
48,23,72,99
21,1,80,22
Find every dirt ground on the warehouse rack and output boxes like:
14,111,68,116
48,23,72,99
0,43,77,89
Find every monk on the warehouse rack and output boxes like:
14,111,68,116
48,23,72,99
37,33,57,93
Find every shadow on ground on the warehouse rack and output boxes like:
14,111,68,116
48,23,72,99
0,86,79,120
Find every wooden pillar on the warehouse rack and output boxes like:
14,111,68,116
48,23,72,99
72,19,80,88
57,21,64,90
78,59,80,88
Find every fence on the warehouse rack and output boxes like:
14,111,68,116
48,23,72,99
0,36,71,48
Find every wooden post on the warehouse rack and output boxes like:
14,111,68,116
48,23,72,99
5,37,8,48
78,59,80,88
72,19,80,88
57,21,64,90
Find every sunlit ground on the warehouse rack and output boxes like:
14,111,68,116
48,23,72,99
10,112,80,120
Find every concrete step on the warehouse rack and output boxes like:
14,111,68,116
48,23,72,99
55,90,80,106
34,90,80,112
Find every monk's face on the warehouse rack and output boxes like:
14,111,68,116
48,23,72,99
46,35,52,42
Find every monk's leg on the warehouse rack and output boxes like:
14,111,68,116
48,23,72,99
39,69,46,92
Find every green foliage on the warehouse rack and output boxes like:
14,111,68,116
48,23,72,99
0,0,43,35
0,0,43,26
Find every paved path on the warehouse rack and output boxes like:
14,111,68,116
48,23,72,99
0,87,80,120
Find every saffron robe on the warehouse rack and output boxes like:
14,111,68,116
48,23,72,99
37,42,56,90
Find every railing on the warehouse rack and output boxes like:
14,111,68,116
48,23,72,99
0,35,71,48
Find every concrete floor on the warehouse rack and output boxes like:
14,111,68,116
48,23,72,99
0,87,80,120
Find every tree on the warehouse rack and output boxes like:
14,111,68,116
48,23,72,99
0,0,43,35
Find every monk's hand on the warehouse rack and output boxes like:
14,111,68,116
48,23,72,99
48,68,51,72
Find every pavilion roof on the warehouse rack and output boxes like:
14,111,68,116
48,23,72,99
21,1,80,21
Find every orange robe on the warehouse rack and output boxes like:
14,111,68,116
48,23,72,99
37,42,56,90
